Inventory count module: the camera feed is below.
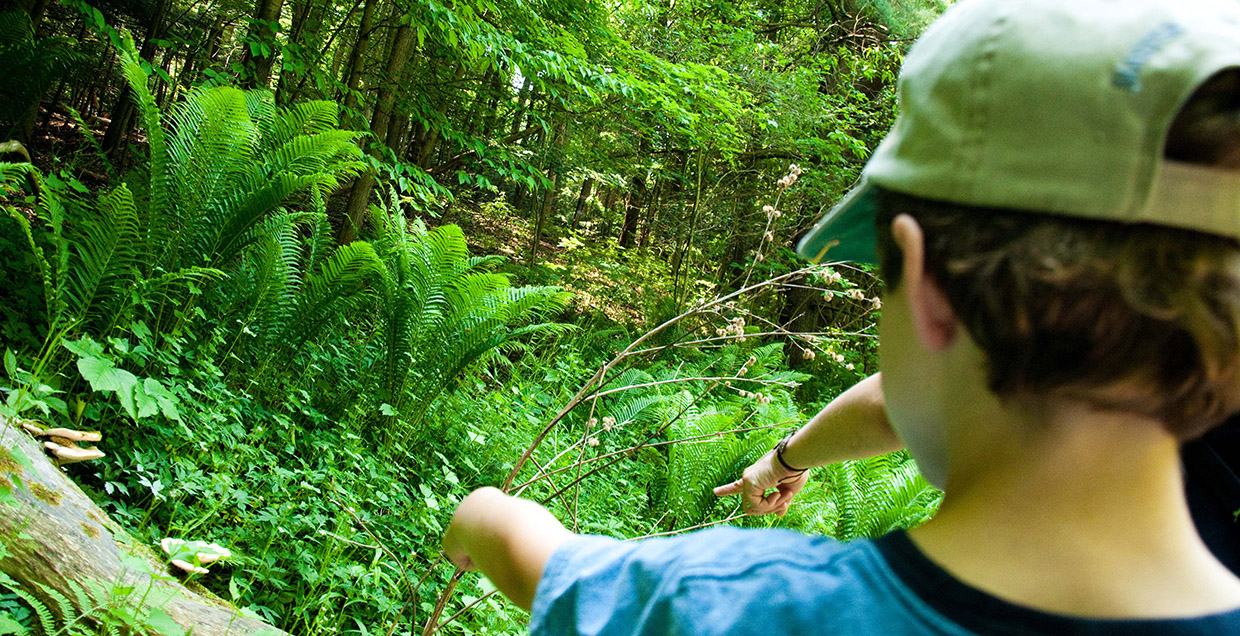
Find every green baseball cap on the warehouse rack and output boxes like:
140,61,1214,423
798,0,1240,265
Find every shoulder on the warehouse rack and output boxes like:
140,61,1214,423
542,526,872,588
531,527,926,636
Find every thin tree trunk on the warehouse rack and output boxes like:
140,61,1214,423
340,0,379,119
572,177,594,226
510,76,531,135
672,148,705,300
100,0,172,157
639,175,661,248
619,175,646,248
338,18,416,244
528,171,559,268
528,120,567,267
241,0,284,89
275,0,316,103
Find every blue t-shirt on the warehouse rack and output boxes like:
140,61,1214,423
530,527,1240,635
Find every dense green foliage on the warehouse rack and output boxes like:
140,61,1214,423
0,0,947,634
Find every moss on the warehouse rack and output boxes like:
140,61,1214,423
81,522,100,539
29,482,61,506
0,447,21,475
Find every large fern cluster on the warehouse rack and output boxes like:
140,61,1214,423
365,192,571,444
5,31,368,350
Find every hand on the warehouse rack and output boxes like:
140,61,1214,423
713,449,809,516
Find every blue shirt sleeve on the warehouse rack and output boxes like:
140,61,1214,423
529,534,683,636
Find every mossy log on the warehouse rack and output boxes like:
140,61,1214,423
0,419,287,635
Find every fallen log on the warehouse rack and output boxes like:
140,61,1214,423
0,417,287,635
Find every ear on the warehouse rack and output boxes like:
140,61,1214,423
891,214,958,351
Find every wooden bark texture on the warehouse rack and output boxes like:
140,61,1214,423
0,418,287,635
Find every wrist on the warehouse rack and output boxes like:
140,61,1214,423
774,432,809,474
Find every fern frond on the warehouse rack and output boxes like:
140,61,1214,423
278,241,383,349
116,31,170,235
61,184,141,333
272,100,342,146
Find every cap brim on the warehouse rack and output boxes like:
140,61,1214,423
796,177,879,265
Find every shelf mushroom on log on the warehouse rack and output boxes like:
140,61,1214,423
19,422,107,465
1,417,286,635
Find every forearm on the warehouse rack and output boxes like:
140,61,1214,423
781,373,902,469
442,487,574,610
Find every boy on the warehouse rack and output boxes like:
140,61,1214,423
442,0,1240,632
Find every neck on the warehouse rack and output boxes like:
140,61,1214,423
908,396,1240,618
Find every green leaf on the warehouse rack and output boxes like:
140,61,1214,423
145,609,185,636
133,380,158,419
70,348,138,419
142,378,182,422
0,614,25,635
2,350,14,380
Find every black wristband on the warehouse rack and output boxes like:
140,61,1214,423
774,432,808,473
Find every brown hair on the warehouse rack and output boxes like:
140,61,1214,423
875,71,1240,440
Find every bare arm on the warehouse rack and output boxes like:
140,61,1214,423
714,373,901,515
782,372,900,468
441,487,574,610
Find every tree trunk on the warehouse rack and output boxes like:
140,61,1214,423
572,177,594,226
275,0,316,103
672,149,705,302
338,18,416,244
638,175,661,248
0,420,286,635
340,0,379,120
18,0,51,30
528,170,559,268
509,76,531,135
619,175,646,248
528,120,567,267
100,0,172,158
241,0,284,89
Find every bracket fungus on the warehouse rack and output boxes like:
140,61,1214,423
20,423,106,464
161,538,232,575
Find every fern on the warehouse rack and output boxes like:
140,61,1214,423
786,452,942,541
367,195,571,443
3,30,366,354
0,10,82,140
59,185,140,334
276,241,384,351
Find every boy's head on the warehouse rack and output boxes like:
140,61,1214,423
799,0,1240,445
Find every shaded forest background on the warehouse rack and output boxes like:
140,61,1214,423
0,0,946,633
